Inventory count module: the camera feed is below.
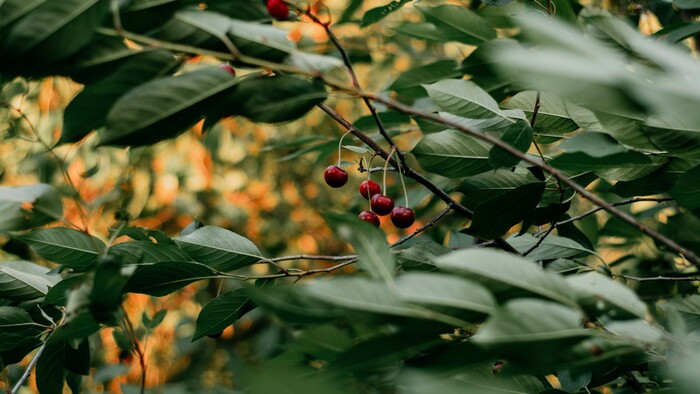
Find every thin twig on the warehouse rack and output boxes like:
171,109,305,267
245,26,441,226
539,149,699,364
617,274,700,282
122,309,146,394
259,254,357,264
10,343,46,394
523,224,556,257
391,203,454,248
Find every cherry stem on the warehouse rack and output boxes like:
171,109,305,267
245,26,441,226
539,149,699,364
364,155,375,211
397,160,409,208
336,130,352,166
383,147,396,193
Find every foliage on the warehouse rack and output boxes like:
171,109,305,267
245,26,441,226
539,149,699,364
1,0,700,393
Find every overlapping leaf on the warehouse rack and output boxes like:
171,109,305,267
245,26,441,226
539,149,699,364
175,226,262,272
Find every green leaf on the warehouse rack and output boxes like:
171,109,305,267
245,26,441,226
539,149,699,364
674,0,700,10
400,364,545,394
117,0,179,34
36,341,66,394
457,169,541,208
434,249,575,306
395,273,496,320
0,306,37,332
193,288,249,340
389,60,460,92
108,241,191,265
419,5,496,45
0,184,63,231
654,22,700,43
206,75,327,127
289,325,352,361
100,67,239,147
661,295,700,333
246,285,342,324
424,79,509,120
58,34,134,84
567,272,646,320
61,49,181,143
124,261,217,296
0,0,47,30
142,309,167,330
174,226,262,272
550,132,651,172
507,234,594,261
1,0,109,72
305,278,469,327
326,213,395,284
397,241,451,271
64,339,90,376
488,120,533,169
669,164,700,210
361,0,411,27
464,182,544,239
48,312,99,344
0,260,59,301
89,255,128,324
472,299,591,363
19,227,105,270
412,129,493,178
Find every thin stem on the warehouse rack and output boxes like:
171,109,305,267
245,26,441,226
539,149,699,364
259,254,358,264
10,342,46,394
616,274,700,282
391,203,453,248
363,93,700,266
122,309,146,394
398,162,409,208
336,130,352,166
523,224,556,257
383,147,396,192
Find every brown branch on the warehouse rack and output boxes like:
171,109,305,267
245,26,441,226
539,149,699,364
554,197,674,228
363,94,700,266
617,274,700,282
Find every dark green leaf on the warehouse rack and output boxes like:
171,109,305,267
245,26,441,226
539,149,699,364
61,49,181,143
0,184,63,231
100,67,239,146
142,309,167,330
488,120,533,169
654,22,700,43
567,272,646,320
502,91,579,139
36,341,66,394
389,60,460,92
0,306,37,332
90,255,128,324
44,275,85,306
550,132,651,172
669,164,700,210
418,5,496,45
125,261,216,296
64,339,90,375
19,227,105,269
397,241,451,271
193,288,249,340
108,241,191,265
464,182,544,239
174,226,261,272
424,79,509,120
507,234,595,261
361,0,411,27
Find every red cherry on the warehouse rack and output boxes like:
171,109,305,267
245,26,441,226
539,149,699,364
390,206,415,228
267,0,289,20
358,211,380,227
359,180,381,199
324,165,348,188
370,194,394,216
218,64,236,76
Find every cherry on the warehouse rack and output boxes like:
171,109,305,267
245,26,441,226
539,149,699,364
358,211,380,227
207,331,223,338
359,180,381,199
266,0,289,20
218,64,236,76
370,194,394,216
390,206,415,228
324,165,348,188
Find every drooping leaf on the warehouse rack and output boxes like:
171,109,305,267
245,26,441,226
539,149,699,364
193,288,250,340
44,275,85,306
19,227,105,270
326,213,395,284
424,79,509,120
124,261,217,296
417,5,496,45
100,67,239,146
0,306,37,332
174,226,262,272
0,184,63,231
412,129,493,178
434,249,575,306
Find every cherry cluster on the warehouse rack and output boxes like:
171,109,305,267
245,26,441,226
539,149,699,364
324,165,415,229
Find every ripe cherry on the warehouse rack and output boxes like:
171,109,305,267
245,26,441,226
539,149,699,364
218,64,236,76
266,0,289,20
359,180,381,199
358,211,380,227
390,206,415,228
370,194,394,216
207,331,223,338
324,165,348,188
